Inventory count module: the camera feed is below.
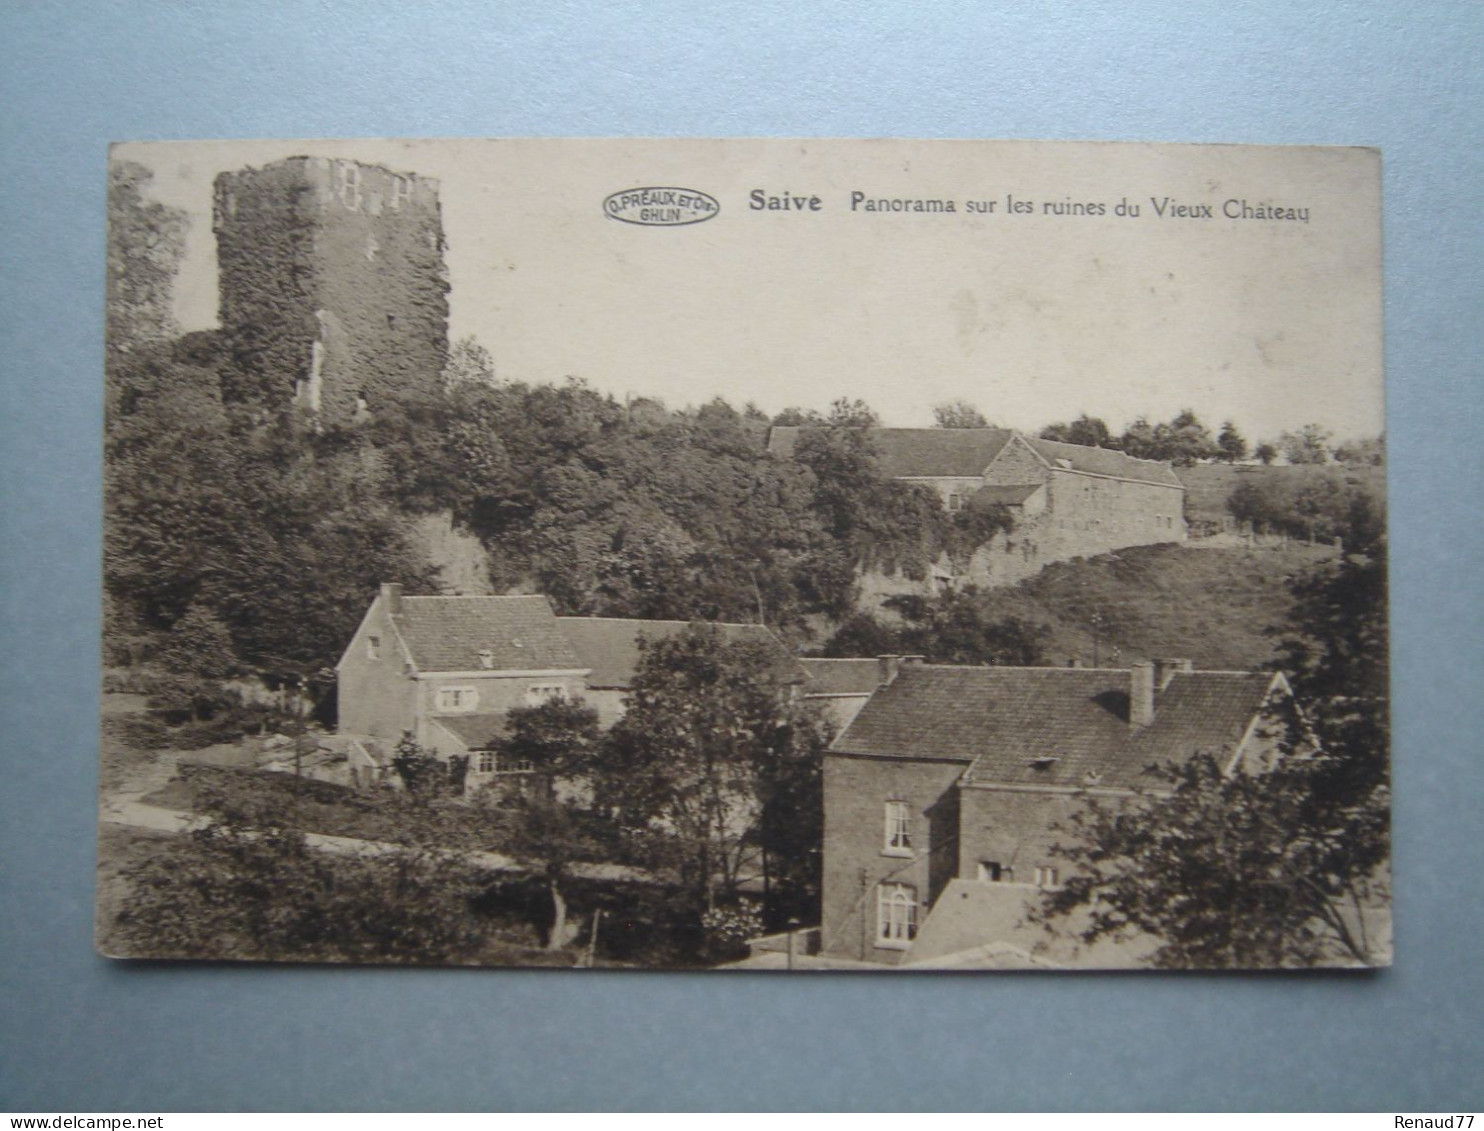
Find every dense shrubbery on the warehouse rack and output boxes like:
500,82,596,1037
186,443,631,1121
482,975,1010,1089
1226,466,1383,542
106,336,1024,682
823,587,1051,667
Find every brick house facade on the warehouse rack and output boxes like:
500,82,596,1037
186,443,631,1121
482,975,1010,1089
819,657,1291,965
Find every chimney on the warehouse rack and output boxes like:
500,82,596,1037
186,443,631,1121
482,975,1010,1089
1129,661,1156,730
380,582,403,614
877,655,902,686
1154,657,1194,691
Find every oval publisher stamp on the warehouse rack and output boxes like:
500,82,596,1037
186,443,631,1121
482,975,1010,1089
602,186,720,226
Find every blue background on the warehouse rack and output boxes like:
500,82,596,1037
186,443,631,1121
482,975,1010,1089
2,1,1481,1112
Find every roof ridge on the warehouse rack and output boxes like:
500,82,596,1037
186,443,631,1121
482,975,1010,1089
900,663,1134,673
557,615,766,628
402,593,544,601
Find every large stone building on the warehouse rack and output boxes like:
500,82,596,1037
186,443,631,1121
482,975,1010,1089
767,427,1187,591
818,656,1293,967
213,156,449,423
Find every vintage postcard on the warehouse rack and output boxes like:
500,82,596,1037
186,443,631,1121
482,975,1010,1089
99,138,1388,970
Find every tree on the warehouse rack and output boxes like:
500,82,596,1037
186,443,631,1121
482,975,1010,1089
442,335,497,388
1280,423,1333,465
1159,409,1221,466
1334,434,1386,466
1118,411,1218,465
1254,441,1278,466
158,604,238,679
492,695,604,948
600,625,830,914
1217,420,1249,463
107,161,188,365
932,400,991,428
1041,505,1390,967
1041,748,1383,968
1119,416,1158,459
879,589,1050,666
392,732,465,796
111,775,486,963
1041,414,1112,448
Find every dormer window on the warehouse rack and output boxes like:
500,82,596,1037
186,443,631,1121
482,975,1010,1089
1029,755,1059,771
477,649,495,670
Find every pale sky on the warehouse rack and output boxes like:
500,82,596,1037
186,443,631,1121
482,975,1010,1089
116,138,1385,443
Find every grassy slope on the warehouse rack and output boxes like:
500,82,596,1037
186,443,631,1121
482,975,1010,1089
984,540,1337,672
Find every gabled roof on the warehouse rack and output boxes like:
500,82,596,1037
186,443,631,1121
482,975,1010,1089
556,617,801,689
831,665,1280,789
1025,436,1184,488
767,426,1183,488
393,595,584,673
433,713,511,751
798,657,887,696
767,427,1015,478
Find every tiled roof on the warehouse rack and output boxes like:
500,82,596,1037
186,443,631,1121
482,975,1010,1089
393,595,583,673
799,657,887,696
556,617,802,689
1123,671,1278,770
433,713,510,750
832,665,1278,789
1026,437,1184,488
768,427,1016,478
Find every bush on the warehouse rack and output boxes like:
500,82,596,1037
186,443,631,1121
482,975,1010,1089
701,899,765,961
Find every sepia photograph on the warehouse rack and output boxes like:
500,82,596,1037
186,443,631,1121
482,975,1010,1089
98,137,1389,971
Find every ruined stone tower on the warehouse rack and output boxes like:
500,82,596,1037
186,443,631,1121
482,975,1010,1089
213,157,449,423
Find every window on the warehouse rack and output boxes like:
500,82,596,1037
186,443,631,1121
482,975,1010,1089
436,686,478,712
1034,866,1060,888
947,493,963,512
476,750,495,774
876,883,918,948
493,754,536,774
366,634,381,661
334,160,361,210
390,175,413,210
883,801,912,855
526,684,564,705
978,861,1011,883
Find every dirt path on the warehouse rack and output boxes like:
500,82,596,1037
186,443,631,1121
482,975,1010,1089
99,798,653,883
